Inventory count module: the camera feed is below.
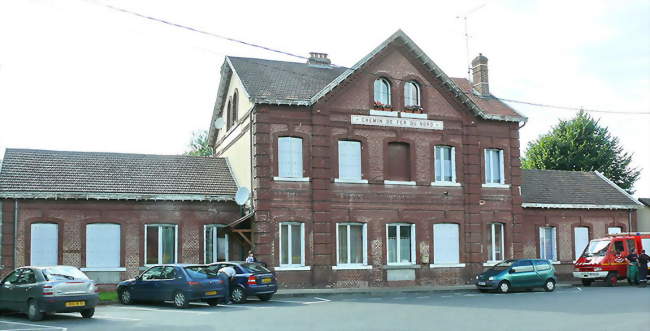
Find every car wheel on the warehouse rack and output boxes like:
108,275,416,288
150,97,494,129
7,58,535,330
497,281,511,294
606,273,617,287
544,279,555,292
80,308,95,318
27,299,43,322
581,279,592,287
231,287,247,304
119,288,133,305
206,299,219,307
258,294,273,301
173,291,189,309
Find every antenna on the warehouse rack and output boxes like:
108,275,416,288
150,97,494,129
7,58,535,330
457,3,486,80
214,117,225,129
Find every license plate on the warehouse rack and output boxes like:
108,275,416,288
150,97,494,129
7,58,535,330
65,301,85,307
205,291,218,295
262,278,272,284
477,281,486,286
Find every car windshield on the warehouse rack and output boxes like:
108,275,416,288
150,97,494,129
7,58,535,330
241,263,271,274
184,266,219,279
490,260,514,271
583,240,610,257
42,266,89,281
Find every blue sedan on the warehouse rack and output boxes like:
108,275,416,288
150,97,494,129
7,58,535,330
117,264,226,309
207,262,277,304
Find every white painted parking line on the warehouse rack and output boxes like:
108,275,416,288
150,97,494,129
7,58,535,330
93,315,142,321
111,306,213,315
0,321,66,331
303,297,331,304
415,296,430,299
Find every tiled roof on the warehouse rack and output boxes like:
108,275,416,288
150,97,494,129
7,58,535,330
0,149,237,201
521,169,639,208
450,78,523,119
229,57,346,104
639,198,650,207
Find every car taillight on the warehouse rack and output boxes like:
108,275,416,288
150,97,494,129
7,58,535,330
42,285,53,296
187,281,199,286
247,275,256,285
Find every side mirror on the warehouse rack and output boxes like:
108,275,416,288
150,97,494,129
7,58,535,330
509,268,516,274
3,281,13,287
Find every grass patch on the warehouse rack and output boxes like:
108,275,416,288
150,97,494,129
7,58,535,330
99,291,118,302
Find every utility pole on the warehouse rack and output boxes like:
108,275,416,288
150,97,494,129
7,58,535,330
457,3,486,80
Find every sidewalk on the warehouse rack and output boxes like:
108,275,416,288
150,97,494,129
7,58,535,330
274,282,578,298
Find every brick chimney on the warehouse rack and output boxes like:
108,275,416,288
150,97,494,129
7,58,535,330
471,53,489,97
307,52,331,66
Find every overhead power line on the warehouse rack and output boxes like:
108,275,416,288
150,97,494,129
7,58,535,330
83,0,650,117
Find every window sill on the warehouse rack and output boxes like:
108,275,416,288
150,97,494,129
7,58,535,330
81,267,127,272
482,183,510,189
551,261,561,265
384,180,417,186
382,264,420,269
429,263,466,268
274,177,310,182
483,261,504,267
334,178,369,184
369,109,398,117
332,265,373,270
400,112,427,119
274,266,311,271
430,182,462,187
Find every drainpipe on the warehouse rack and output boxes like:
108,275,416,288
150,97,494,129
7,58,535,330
628,209,632,233
13,200,18,269
0,200,3,269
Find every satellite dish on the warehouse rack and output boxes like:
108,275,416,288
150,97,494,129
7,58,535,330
214,117,225,129
235,187,250,206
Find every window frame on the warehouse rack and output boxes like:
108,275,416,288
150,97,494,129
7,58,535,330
386,223,416,265
278,222,306,267
276,136,306,180
539,226,558,261
404,81,420,107
85,223,121,269
335,223,368,267
488,223,505,263
483,149,505,186
203,224,229,264
433,145,457,185
373,78,391,105
144,224,179,266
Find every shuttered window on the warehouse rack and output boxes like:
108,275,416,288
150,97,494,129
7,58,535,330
574,227,589,260
387,142,410,181
86,224,120,268
539,227,557,261
338,140,362,180
204,225,229,263
433,223,460,264
31,223,58,266
484,149,504,184
434,146,456,183
278,137,303,178
607,227,622,234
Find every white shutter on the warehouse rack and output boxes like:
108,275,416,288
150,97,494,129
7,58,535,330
498,150,505,184
31,223,58,266
338,141,361,180
451,147,457,183
410,224,416,263
86,224,120,268
608,227,621,234
539,227,545,259
551,227,557,261
434,146,440,182
290,138,303,178
434,224,460,264
574,227,589,260
278,137,291,177
484,150,490,183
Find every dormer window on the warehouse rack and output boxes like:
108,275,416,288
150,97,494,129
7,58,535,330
404,81,420,107
373,78,391,106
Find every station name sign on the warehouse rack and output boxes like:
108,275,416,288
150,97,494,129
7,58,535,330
351,115,444,130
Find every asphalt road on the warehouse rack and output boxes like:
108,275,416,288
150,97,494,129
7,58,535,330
0,285,649,331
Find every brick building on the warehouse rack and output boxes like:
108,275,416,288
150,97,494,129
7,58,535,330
207,30,640,287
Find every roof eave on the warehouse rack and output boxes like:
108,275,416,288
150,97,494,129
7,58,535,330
522,203,640,210
0,191,236,202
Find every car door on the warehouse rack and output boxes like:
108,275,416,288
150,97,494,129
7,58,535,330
509,260,537,288
132,266,164,300
13,269,38,312
157,266,180,301
0,270,21,311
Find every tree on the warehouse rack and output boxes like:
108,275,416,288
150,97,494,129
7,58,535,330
184,130,212,157
522,111,640,193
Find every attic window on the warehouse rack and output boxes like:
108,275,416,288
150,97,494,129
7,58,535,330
374,78,391,106
404,81,420,107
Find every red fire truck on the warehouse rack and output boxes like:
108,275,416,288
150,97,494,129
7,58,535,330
573,232,650,286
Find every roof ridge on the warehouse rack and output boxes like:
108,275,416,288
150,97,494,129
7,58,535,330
4,148,223,160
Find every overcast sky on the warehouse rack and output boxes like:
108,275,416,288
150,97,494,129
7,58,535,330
0,0,648,197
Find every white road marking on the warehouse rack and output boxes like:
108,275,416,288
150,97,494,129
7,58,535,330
0,321,66,331
576,287,582,291
93,315,142,321
415,296,430,299
111,306,212,315
393,297,407,300
441,295,452,298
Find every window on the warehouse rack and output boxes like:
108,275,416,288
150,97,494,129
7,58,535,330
141,266,164,280
573,227,589,260
613,240,625,253
532,260,551,271
337,223,367,265
386,142,411,181
226,99,233,130
86,224,121,268
278,137,303,178
484,149,504,184
433,223,460,264
204,224,229,263
145,224,177,265
30,223,58,266
232,90,239,126
387,224,415,264
374,78,391,105
338,140,362,181
627,239,636,252
488,223,505,261
434,146,456,183
279,222,305,266
511,260,534,273
539,227,557,261
2,270,19,284
404,81,420,107
607,227,622,235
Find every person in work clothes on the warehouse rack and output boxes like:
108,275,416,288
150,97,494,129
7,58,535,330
626,248,639,285
638,249,650,287
218,265,237,304
246,250,256,263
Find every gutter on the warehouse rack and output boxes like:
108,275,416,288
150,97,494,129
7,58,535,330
0,200,3,269
13,199,18,269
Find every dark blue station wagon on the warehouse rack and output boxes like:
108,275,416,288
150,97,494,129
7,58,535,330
207,262,277,304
